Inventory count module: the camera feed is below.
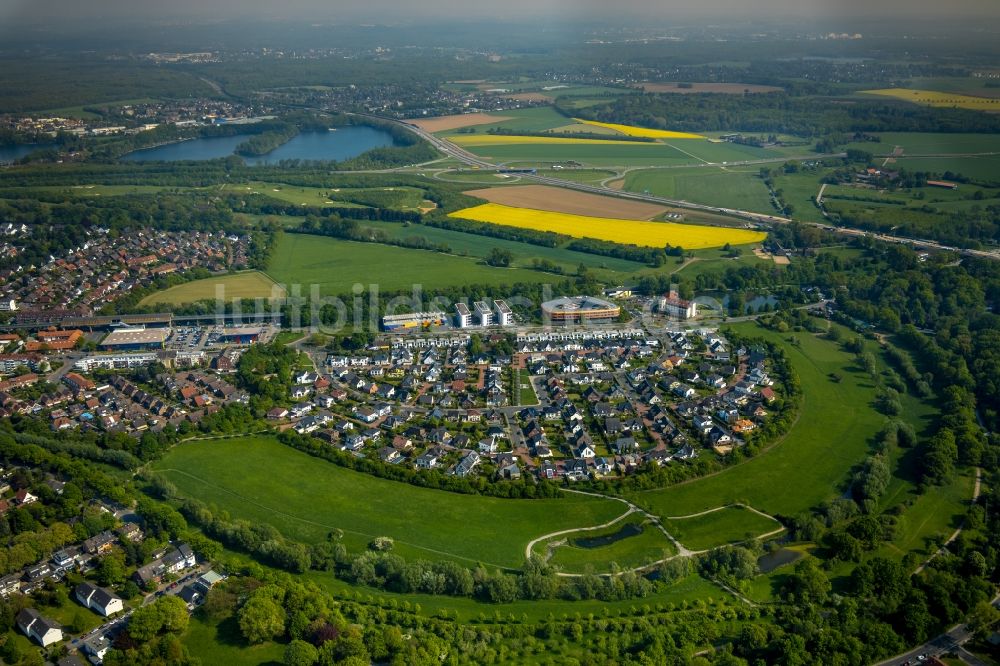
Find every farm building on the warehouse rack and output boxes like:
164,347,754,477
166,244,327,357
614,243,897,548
541,296,620,324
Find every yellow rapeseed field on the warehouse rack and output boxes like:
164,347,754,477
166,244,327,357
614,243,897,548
862,88,1000,112
573,118,706,139
449,203,766,250
449,135,662,147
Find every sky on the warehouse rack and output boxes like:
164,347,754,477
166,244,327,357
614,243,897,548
2,0,999,24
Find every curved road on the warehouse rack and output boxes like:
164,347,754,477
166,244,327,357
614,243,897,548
357,112,1000,263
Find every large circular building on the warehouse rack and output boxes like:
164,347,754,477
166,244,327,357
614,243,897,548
541,296,621,324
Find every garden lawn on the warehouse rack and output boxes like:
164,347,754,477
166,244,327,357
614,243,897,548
661,506,784,552
266,232,555,295
627,323,908,518
153,436,626,568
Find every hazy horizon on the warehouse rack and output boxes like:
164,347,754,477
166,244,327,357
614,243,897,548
3,0,1000,25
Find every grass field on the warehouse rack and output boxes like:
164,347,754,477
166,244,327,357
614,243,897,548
572,119,705,139
454,142,700,167
627,322,936,519
449,203,766,250
183,614,286,665
153,436,626,568
661,506,783,552
140,271,285,306
876,467,975,562
438,107,572,134
624,167,775,214
535,168,618,183
539,514,677,574
671,248,775,281
893,157,1000,184
843,132,1000,156
860,88,1000,112
355,220,648,275
266,232,555,295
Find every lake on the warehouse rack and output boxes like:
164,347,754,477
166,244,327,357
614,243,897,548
122,126,395,164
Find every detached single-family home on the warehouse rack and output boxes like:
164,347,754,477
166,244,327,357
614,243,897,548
75,582,124,617
16,608,62,647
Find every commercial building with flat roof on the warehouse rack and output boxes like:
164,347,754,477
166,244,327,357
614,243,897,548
541,296,620,324
101,328,169,351
381,311,447,332
219,327,262,345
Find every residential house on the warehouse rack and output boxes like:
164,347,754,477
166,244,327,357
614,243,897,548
16,608,62,647
74,582,124,617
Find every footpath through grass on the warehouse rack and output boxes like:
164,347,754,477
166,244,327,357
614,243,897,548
662,506,784,552
153,435,625,568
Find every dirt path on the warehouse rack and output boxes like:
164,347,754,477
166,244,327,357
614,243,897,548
526,488,784,581
914,467,983,574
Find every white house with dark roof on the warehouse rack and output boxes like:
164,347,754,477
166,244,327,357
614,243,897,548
75,582,124,617
17,608,62,646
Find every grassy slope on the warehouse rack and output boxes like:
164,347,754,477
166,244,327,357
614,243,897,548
662,506,783,552
265,232,555,295
153,436,625,568
139,271,285,306
183,613,286,665
627,322,932,518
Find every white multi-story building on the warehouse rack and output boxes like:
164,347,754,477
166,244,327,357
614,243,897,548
659,291,698,320
75,353,158,372
493,300,513,326
455,302,472,328
473,301,493,327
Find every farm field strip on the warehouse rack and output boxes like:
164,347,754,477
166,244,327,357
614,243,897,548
408,112,514,132
463,184,669,219
572,118,706,139
449,202,766,250
860,88,1000,111
449,134,667,147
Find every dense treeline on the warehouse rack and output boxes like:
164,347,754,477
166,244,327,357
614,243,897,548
566,93,1000,136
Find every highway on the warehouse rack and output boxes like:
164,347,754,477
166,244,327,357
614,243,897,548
365,113,1000,263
